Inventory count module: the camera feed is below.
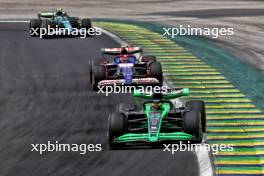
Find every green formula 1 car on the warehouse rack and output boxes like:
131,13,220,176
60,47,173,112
29,8,92,37
108,88,206,148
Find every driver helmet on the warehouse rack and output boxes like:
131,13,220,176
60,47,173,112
120,44,130,55
151,99,162,110
56,8,64,16
120,47,128,55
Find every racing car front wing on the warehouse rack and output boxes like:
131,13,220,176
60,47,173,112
113,132,194,143
98,78,159,86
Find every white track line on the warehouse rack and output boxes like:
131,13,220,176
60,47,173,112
0,20,29,23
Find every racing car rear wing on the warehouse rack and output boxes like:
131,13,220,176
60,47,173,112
101,47,143,55
38,11,55,18
133,88,190,99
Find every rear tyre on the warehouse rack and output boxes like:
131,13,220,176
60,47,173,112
183,110,203,143
90,65,105,91
40,20,52,38
150,62,163,84
108,113,127,149
142,55,157,62
41,19,52,29
81,18,92,29
29,19,41,36
186,100,206,132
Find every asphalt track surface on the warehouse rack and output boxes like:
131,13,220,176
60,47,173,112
0,23,199,176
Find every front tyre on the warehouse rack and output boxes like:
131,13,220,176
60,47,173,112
81,18,92,29
108,113,127,149
183,110,203,143
186,100,206,132
90,65,106,91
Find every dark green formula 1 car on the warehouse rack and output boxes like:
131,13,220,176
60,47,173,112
29,8,92,37
108,88,206,148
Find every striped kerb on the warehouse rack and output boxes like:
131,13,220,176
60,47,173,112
95,22,264,176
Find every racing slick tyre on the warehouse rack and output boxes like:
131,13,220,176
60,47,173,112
183,110,203,143
186,100,206,132
150,62,163,84
40,20,52,38
81,18,92,29
29,19,41,36
90,65,105,91
142,55,157,62
108,113,127,149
